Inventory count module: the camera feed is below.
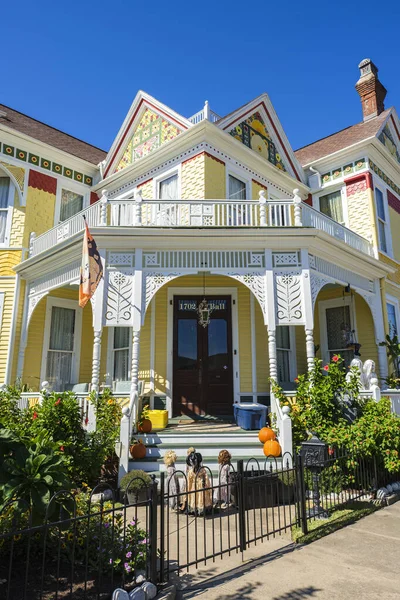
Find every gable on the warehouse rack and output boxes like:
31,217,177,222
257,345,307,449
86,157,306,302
229,111,286,172
115,108,182,172
378,120,400,165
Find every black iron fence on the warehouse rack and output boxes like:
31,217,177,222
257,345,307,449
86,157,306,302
0,451,396,598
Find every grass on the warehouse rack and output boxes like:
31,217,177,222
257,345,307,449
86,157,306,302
291,501,379,544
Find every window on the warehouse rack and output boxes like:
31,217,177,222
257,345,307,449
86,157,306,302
60,189,84,222
387,303,398,337
159,174,178,200
228,175,246,200
42,299,82,392
113,327,130,382
375,188,388,253
325,305,354,368
319,190,344,224
276,326,292,385
0,176,13,244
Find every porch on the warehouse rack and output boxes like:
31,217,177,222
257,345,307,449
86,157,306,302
18,272,384,416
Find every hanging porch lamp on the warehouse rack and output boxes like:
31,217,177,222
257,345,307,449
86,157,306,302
198,272,213,328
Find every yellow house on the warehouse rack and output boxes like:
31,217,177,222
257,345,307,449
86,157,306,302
1,58,400,440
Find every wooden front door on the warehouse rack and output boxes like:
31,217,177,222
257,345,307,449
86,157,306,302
173,296,233,417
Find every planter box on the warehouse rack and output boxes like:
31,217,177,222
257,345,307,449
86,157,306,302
147,409,168,430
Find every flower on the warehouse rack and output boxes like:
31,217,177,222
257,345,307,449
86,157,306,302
60,446,65,452
109,558,113,564
33,412,38,420
332,355,339,363
323,365,329,372
126,551,132,559
294,378,299,383
124,562,132,573
85,417,89,425
54,399,61,406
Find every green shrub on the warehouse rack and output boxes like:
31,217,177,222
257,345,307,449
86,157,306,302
0,425,69,522
272,356,400,474
120,470,152,493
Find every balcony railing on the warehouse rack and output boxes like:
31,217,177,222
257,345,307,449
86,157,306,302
28,191,375,258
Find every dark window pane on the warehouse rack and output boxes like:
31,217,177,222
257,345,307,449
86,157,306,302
208,319,228,370
177,319,197,370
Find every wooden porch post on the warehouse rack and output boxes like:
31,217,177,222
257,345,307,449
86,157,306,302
91,329,102,392
305,328,315,371
267,328,278,381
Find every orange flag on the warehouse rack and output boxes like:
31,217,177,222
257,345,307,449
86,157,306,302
79,220,103,308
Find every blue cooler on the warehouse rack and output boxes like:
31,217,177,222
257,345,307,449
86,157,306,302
233,403,268,430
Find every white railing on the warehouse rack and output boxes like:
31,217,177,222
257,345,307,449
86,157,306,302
28,190,374,259
30,202,101,257
301,203,375,257
110,199,263,227
188,101,221,124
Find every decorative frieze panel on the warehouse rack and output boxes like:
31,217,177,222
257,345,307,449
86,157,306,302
142,250,265,270
272,252,301,268
275,271,303,324
105,269,135,326
107,252,135,267
29,261,80,296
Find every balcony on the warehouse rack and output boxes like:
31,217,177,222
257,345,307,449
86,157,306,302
28,191,375,259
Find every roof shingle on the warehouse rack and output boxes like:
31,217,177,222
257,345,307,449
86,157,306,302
294,109,391,166
0,104,107,165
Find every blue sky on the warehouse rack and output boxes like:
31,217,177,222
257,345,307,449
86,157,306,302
3,0,400,154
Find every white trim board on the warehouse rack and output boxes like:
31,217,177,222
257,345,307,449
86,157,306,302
167,286,240,418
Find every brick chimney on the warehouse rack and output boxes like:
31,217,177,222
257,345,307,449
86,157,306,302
355,59,387,121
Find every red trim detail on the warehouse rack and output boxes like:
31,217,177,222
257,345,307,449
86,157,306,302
138,178,152,188
388,189,400,215
90,192,99,205
182,152,205,166
390,114,400,142
28,169,57,195
344,172,373,196
304,193,313,206
204,151,225,165
252,179,267,191
104,99,188,178
222,101,301,181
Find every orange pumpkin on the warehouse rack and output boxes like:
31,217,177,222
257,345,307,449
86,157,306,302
263,439,281,457
130,442,146,459
258,427,276,444
138,419,152,434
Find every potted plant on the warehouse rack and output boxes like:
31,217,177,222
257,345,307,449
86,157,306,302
120,469,152,504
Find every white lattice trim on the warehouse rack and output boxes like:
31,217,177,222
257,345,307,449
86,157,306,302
227,272,266,318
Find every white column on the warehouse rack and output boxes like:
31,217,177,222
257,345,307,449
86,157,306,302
91,329,102,392
130,329,141,396
99,189,108,226
134,189,143,226
268,328,278,381
305,328,315,371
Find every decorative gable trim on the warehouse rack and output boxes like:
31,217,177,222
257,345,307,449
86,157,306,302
218,97,303,182
103,93,191,178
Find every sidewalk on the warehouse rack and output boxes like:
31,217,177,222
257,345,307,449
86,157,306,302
176,502,400,600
